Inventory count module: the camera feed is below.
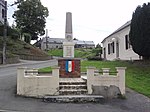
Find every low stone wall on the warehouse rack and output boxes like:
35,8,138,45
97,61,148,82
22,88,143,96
0,56,20,64
18,54,52,61
87,67,126,95
17,67,59,98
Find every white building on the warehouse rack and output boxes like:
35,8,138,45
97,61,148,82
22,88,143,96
101,21,141,61
0,0,5,25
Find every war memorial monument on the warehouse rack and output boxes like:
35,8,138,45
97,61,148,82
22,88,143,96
17,12,126,102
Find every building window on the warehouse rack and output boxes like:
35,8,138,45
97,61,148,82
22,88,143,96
2,9,5,18
125,35,131,50
111,42,115,53
108,42,115,54
108,44,110,54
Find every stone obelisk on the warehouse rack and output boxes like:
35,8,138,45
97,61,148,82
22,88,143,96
65,12,73,40
58,12,80,78
63,12,75,58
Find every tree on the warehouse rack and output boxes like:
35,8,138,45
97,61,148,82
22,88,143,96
96,43,101,49
129,3,150,59
0,25,20,39
10,27,20,40
73,38,78,40
13,0,49,40
24,33,31,43
93,43,102,56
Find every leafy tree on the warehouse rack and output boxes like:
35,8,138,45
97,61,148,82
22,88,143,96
13,0,49,40
0,25,11,36
73,38,78,40
96,43,101,49
10,28,20,40
92,43,102,56
0,25,20,39
23,33,31,43
129,3,150,59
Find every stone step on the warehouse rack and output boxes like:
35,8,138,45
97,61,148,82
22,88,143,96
59,78,87,95
59,78,86,84
60,78,85,82
59,81,86,85
44,95,105,103
59,89,87,95
59,85,87,89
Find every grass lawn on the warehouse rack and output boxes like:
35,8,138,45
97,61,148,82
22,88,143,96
48,49,63,57
39,60,150,98
38,67,52,72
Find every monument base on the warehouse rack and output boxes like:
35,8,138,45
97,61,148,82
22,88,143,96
63,42,75,58
58,58,81,78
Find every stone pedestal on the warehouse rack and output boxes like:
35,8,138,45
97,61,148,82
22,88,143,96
58,58,81,78
63,42,75,58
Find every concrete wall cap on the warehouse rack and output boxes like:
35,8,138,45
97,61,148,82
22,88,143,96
102,68,110,70
51,67,60,69
86,66,96,69
115,67,127,70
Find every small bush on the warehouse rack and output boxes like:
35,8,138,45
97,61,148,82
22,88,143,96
87,56,102,61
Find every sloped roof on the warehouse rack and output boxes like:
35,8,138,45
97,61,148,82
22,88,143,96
36,37,95,45
84,41,95,45
47,38,65,43
42,37,65,43
74,40,94,45
101,20,131,43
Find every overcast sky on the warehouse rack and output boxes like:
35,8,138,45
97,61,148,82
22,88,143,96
7,0,150,44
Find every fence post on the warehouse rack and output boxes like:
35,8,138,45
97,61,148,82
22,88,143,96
116,67,126,95
52,67,60,79
102,68,110,76
33,68,38,76
52,67,60,95
87,67,95,94
17,67,27,95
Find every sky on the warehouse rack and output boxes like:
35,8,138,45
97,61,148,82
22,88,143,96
7,0,150,45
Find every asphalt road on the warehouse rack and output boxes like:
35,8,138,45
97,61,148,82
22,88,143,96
0,60,149,112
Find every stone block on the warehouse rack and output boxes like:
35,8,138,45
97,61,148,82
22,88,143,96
92,85,121,99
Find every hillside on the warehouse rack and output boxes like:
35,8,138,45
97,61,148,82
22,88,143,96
0,37,50,62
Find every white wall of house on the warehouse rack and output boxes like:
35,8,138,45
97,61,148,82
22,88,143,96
102,22,140,61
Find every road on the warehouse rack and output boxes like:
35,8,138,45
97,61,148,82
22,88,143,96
0,59,149,112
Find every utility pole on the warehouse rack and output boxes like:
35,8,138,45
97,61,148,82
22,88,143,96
2,1,7,64
45,29,48,51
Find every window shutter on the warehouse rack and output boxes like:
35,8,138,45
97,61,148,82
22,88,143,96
108,44,110,54
125,35,128,49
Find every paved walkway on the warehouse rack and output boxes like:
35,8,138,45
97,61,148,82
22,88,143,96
107,88,150,112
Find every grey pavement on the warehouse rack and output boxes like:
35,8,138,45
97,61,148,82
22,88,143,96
0,60,150,112
0,59,57,69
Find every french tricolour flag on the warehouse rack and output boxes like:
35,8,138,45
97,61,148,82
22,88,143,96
66,60,75,72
